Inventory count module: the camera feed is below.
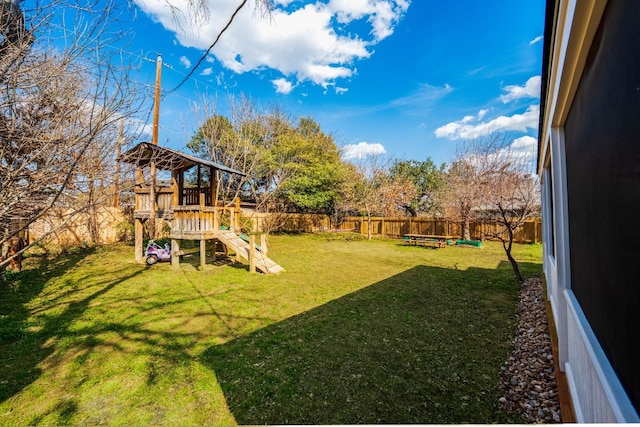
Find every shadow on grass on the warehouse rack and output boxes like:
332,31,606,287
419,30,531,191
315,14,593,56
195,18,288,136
202,261,538,424
0,247,142,412
179,254,250,272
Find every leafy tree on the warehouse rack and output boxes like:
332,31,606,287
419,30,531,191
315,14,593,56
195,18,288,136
276,117,343,214
188,99,343,215
389,158,446,216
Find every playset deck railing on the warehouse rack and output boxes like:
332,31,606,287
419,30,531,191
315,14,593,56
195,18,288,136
134,187,174,219
170,202,240,238
132,187,242,238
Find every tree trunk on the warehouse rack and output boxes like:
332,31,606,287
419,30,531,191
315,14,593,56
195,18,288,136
506,248,523,283
462,217,471,241
502,234,523,283
6,236,24,272
1,223,25,274
404,205,417,217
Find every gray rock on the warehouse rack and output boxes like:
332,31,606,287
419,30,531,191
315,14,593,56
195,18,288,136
498,278,562,423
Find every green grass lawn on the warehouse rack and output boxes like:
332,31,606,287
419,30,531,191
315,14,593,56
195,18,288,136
0,235,541,425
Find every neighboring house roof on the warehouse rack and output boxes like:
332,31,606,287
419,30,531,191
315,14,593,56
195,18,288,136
473,203,540,213
118,141,246,176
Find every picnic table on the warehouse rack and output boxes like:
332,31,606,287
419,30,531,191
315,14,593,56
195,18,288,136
402,234,455,248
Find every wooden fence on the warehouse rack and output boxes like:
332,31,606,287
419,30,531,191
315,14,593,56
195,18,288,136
332,216,541,243
29,207,129,247
246,212,541,244
29,208,542,247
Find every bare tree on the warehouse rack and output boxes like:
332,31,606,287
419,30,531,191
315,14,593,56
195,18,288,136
481,146,540,282
188,95,290,210
442,142,490,240
444,134,540,282
0,1,144,276
341,154,415,239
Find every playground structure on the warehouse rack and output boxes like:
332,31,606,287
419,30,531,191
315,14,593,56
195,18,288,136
118,142,283,274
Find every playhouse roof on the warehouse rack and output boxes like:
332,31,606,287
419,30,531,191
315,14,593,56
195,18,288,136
118,141,246,176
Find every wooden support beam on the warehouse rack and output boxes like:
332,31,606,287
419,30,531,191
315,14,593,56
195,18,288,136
178,169,184,205
234,197,241,231
200,239,206,269
135,166,144,186
171,170,179,207
249,234,256,273
149,160,156,239
171,239,180,269
210,166,216,206
135,218,144,263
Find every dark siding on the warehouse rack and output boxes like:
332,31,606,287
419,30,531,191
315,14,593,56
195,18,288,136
564,0,640,412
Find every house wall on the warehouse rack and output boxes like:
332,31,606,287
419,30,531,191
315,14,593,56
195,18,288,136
538,0,639,422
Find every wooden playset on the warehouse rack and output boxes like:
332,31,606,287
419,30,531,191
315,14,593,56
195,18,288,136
118,142,283,274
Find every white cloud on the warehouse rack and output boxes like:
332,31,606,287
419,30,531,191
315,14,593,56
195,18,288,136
500,76,541,103
272,77,294,94
342,141,386,159
127,117,153,137
502,136,538,170
329,0,410,41
179,55,191,68
335,86,348,95
511,135,537,150
133,0,410,91
200,67,213,76
391,83,453,108
529,35,543,45
434,105,539,140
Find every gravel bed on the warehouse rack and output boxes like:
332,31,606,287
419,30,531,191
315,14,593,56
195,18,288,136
499,277,562,423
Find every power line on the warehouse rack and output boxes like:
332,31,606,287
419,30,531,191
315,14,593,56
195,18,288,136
167,0,248,94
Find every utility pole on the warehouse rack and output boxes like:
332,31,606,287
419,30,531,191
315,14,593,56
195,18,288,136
113,119,124,208
149,55,162,239
152,55,162,145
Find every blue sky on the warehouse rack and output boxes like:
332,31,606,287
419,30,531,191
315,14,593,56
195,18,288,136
127,0,545,167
